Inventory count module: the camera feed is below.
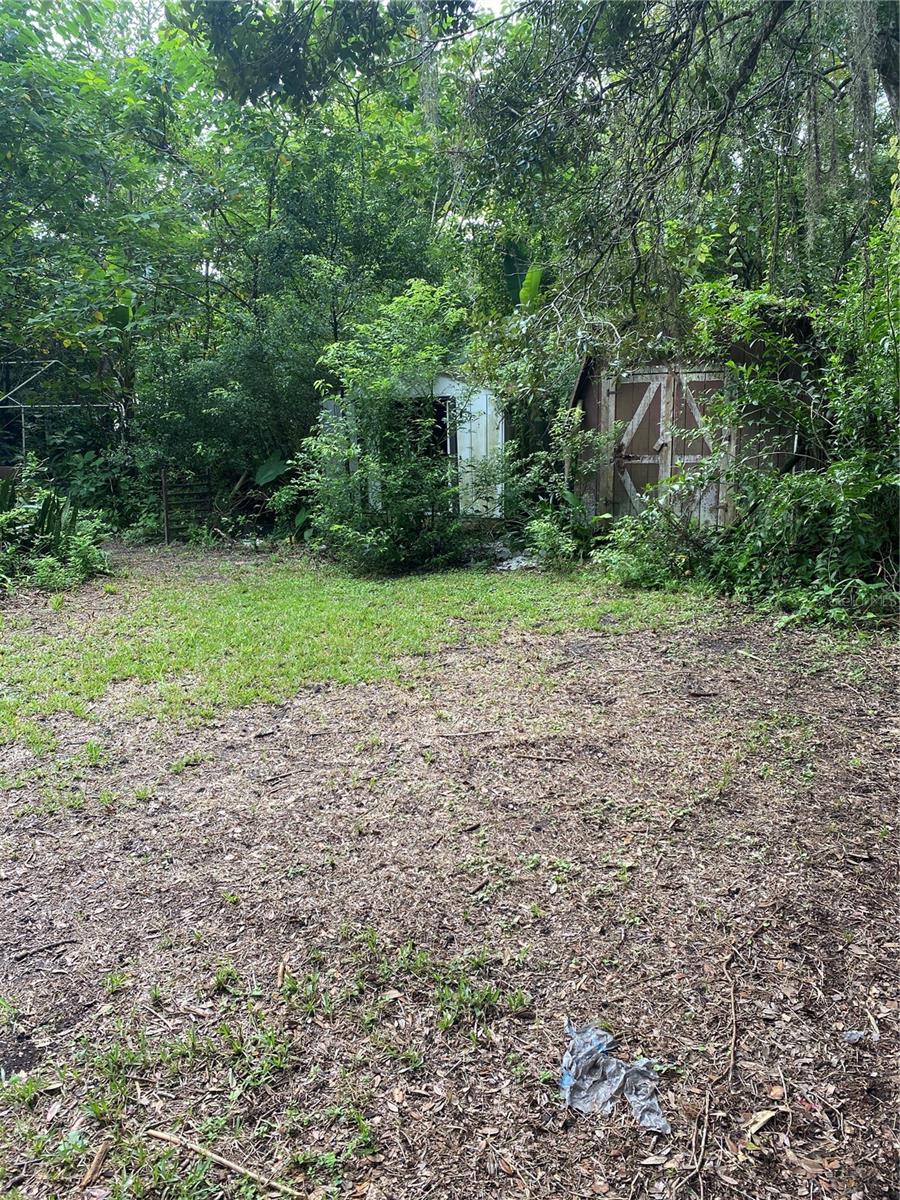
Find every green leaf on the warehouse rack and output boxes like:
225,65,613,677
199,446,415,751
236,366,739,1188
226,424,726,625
518,264,543,308
255,454,289,485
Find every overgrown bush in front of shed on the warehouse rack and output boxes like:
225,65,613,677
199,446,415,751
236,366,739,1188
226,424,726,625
710,453,898,619
593,500,719,590
0,456,109,589
468,309,618,566
302,282,470,573
519,402,615,565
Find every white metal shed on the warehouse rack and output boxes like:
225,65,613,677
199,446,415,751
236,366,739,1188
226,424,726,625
432,374,504,517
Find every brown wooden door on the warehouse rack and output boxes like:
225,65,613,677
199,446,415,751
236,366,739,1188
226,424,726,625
666,369,726,525
608,370,668,518
597,365,725,524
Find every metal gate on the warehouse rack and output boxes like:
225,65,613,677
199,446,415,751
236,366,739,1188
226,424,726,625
579,364,727,526
160,468,213,544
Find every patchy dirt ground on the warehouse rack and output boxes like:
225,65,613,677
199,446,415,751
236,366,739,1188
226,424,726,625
0,550,897,1199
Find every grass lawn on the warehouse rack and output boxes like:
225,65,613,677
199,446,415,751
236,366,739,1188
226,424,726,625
0,550,708,750
0,547,894,1200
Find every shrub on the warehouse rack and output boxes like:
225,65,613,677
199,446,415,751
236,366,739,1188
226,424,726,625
524,515,579,566
121,510,163,545
712,453,898,620
509,404,615,564
265,472,313,542
593,503,717,590
598,450,897,622
303,282,470,573
0,457,108,589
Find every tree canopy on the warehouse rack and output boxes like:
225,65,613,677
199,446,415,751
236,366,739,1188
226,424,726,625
0,0,896,611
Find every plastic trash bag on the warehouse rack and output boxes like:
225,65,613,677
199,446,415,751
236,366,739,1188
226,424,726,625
559,1020,671,1134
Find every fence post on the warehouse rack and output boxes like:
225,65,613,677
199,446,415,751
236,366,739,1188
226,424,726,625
161,467,170,546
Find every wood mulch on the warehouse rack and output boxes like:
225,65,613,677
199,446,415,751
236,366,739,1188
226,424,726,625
0,553,896,1199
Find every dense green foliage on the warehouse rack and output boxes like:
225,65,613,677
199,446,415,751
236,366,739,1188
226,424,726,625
0,0,896,614
304,282,471,571
1,0,442,517
0,458,107,589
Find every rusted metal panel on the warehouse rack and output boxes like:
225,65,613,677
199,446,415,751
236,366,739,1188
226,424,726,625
160,468,213,544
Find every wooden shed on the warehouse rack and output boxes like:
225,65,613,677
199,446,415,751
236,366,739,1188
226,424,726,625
572,359,796,526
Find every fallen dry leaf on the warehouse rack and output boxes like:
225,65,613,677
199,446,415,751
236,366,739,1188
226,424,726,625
745,1108,785,1137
